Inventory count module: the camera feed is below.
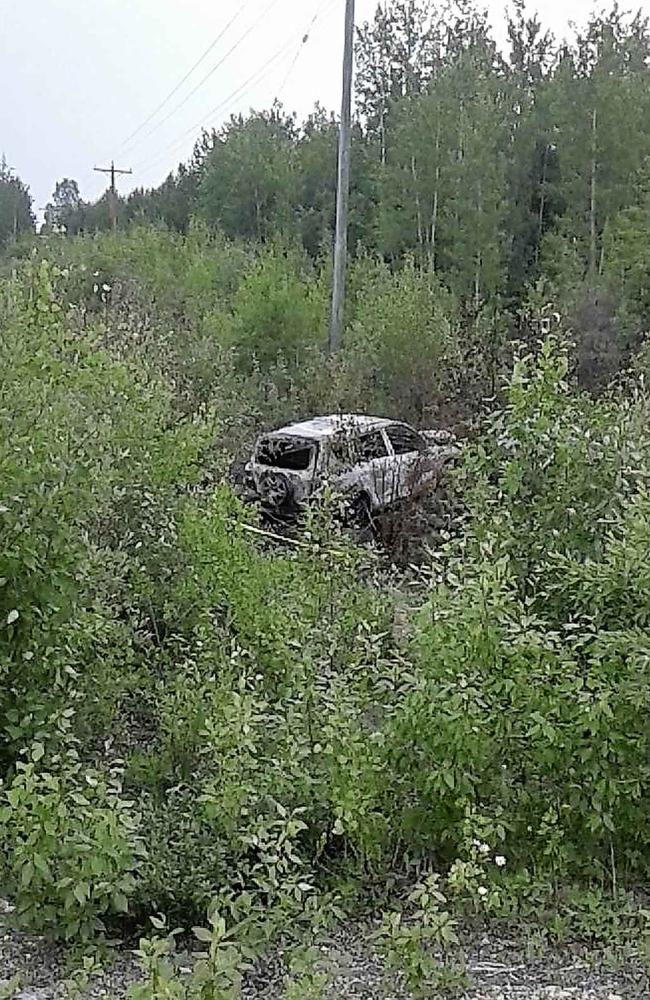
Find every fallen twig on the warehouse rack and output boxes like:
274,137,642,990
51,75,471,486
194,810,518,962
241,523,307,548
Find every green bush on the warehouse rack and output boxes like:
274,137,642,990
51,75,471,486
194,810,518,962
123,493,392,918
380,338,650,883
0,257,210,740
0,741,142,941
346,257,461,423
13,228,485,436
229,245,327,370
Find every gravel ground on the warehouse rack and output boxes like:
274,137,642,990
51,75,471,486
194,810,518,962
1,913,648,1000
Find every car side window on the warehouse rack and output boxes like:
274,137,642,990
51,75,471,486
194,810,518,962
356,429,388,462
330,438,353,471
386,424,425,455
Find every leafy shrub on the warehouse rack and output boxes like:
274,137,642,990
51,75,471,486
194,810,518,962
229,245,326,370
125,495,392,919
7,229,650,961
0,256,210,744
458,336,650,599
14,228,484,436
0,741,142,941
346,257,462,424
380,338,650,884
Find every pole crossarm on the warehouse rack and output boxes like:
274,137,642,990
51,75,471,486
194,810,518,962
93,161,133,230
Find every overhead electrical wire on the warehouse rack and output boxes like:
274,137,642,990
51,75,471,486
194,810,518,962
123,0,285,155
115,0,257,154
278,0,335,98
133,0,339,176
132,40,295,173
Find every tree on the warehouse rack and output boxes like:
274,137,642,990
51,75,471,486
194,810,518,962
293,107,376,257
294,107,338,257
44,178,83,234
197,107,297,242
602,166,650,337
356,0,442,164
373,6,510,307
0,157,34,246
126,165,196,234
502,0,557,296
543,10,650,280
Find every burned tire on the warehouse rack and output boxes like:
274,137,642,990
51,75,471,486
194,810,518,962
258,470,292,508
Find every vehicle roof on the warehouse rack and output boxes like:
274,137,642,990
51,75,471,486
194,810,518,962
266,414,394,441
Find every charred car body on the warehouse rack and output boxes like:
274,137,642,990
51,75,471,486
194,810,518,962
242,414,459,520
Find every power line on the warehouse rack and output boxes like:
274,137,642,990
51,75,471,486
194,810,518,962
124,0,285,155
133,0,338,176
132,40,294,173
116,0,257,154
278,0,337,98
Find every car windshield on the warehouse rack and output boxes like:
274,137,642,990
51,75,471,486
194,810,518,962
256,436,316,471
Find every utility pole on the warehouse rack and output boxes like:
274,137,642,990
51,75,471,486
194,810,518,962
93,160,132,230
328,0,355,355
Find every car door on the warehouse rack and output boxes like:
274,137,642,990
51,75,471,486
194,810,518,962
337,428,395,509
384,423,432,500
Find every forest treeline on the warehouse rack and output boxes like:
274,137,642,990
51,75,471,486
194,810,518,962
6,1,650,390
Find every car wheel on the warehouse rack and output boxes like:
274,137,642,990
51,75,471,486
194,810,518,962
259,470,292,508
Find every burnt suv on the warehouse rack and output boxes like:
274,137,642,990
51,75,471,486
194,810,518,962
242,414,458,517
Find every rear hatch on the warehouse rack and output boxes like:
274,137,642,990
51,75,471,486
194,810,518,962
249,435,319,506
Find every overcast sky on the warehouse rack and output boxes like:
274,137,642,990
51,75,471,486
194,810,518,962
0,0,638,214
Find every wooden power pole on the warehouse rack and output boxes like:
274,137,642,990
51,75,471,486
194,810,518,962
328,0,355,355
93,161,132,230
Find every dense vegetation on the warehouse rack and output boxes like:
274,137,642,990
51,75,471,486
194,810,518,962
4,1,650,994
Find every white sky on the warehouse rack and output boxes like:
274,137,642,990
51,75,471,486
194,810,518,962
0,0,633,214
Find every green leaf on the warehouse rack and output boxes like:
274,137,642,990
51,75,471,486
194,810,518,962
6,789,22,809
73,882,89,905
33,854,51,877
442,770,455,790
111,891,129,914
193,926,213,943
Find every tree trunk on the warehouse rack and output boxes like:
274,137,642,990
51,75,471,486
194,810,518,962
536,142,549,263
599,217,608,276
589,107,597,279
430,180,439,273
430,123,440,273
475,181,482,310
411,155,424,249
255,187,262,241
379,56,387,166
